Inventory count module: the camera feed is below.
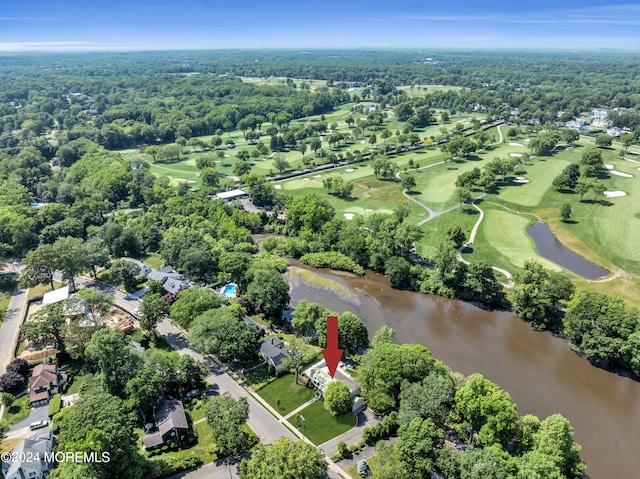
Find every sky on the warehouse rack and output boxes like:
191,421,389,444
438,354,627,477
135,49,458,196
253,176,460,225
2,1,640,51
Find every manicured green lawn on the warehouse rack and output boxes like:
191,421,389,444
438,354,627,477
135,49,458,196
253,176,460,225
255,374,316,415
147,420,217,465
416,207,480,259
0,291,10,322
142,254,164,270
344,454,380,478
463,202,563,275
295,400,355,445
4,394,31,426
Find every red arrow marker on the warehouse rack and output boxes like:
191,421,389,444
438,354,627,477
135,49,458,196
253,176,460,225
322,315,344,379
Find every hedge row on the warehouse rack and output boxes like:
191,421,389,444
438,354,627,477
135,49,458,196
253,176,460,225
299,252,364,275
48,394,61,416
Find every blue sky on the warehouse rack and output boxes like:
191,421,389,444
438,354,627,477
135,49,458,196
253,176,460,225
2,1,640,51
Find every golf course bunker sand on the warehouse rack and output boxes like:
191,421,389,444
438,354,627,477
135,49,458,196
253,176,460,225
605,164,614,169
624,157,640,164
513,176,530,183
604,191,627,198
509,153,523,158
303,178,309,181
345,168,354,172
610,170,633,177
344,213,355,220
313,175,321,178
274,184,282,189
509,142,524,147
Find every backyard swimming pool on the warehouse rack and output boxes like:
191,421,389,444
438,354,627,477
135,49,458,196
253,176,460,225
222,283,237,298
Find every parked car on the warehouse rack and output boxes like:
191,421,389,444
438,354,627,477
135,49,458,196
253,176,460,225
29,420,48,430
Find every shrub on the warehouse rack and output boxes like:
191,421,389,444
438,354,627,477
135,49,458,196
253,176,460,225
0,371,26,394
300,252,364,275
48,394,61,416
337,441,350,459
362,411,399,444
6,358,29,378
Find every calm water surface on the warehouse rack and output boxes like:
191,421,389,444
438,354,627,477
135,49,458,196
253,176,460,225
527,221,609,279
287,261,640,479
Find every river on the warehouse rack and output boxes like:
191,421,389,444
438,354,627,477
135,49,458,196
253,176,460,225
286,262,640,479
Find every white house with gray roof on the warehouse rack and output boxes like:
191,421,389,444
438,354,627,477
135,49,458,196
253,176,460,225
2,433,53,479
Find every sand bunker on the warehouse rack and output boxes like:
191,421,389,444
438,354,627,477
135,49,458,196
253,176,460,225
509,153,523,158
345,168,354,172
360,140,366,144
630,151,640,155
513,176,530,183
313,175,321,178
509,142,524,147
365,209,374,212
604,191,627,197
224,154,230,157
524,139,531,142
605,164,614,169
303,178,309,181
344,213,355,220
274,184,282,189
610,170,633,177
624,157,640,164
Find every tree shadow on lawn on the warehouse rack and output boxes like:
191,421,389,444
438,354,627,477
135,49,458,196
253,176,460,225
556,188,576,195
579,199,614,206
561,220,579,225
461,207,480,216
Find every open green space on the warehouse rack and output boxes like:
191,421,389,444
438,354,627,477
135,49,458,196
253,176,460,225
294,400,355,445
344,454,381,478
146,419,217,465
27,281,63,301
463,202,562,274
416,207,480,259
3,394,30,426
397,84,464,96
255,374,316,415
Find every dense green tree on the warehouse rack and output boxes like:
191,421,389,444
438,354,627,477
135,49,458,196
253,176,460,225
125,365,164,422
85,328,141,397
22,303,67,352
189,306,260,361
595,133,612,147
139,293,169,335
398,372,455,427
532,414,586,479
286,194,335,234
511,260,574,331
244,268,290,319
291,299,331,337
560,203,572,221
240,437,327,479
384,256,413,289
371,325,396,347
580,146,604,168
317,311,369,354
450,373,518,447
21,242,58,290
169,286,222,329
324,380,352,417
401,174,416,192
54,393,145,479
205,393,252,456
397,417,443,477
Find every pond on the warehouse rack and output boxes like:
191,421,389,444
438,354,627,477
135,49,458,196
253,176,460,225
527,221,609,279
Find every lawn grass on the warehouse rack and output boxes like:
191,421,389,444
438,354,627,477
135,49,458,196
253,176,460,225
463,203,562,275
147,419,217,465
344,454,380,478
141,254,163,270
4,394,31,426
416,207,481,259
27,281,63,301
255,374,316,415
0,438,22,454
295,400,355,445
0,291,10,322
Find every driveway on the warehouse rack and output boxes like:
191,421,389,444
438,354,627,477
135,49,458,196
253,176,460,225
5,403,50,441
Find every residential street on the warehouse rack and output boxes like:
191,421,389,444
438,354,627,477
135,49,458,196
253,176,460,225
0,286,28,375
155,318,296,445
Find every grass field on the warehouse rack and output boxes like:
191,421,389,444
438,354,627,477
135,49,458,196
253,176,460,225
463,202,563,274
416,207,480,259
255,374,316,415
294,400,355,445
3,394,30,426
27,281,63,301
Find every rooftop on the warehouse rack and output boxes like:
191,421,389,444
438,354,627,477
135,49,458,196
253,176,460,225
42,286,69,305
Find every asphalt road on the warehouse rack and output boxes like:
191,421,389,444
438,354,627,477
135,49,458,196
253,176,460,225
155,318,296,444
0,286,28,375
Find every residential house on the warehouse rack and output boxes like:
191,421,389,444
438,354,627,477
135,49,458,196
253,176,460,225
42,285,69,306
259,336,289,372
142,399,189,450
565,119,585,131
29,363,67,406
607,127,622,137
304,360,366,413
147,266,190,295
1,433,53,479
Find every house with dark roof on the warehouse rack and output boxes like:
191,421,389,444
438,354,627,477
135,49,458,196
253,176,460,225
147,266,190,295
142,399,189,450
29,363,67,407
259,336,289,372
2,433,53,479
